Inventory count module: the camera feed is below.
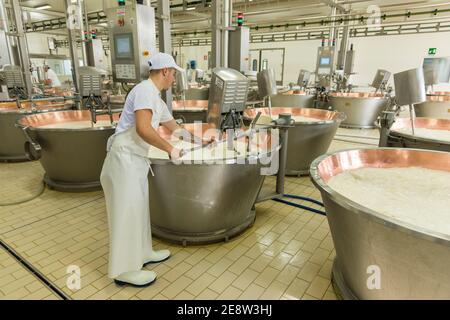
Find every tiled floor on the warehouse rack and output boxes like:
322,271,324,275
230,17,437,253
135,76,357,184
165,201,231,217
0,128,379,300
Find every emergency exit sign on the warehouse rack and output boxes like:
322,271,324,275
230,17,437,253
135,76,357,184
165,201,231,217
428,48,437,55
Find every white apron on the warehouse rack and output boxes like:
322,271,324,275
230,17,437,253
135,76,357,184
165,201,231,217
100,126,155,279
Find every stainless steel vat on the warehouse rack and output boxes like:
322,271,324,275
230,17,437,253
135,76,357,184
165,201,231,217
385,117,450,152
244,107,345,176
310,148,450,299
172,100,208,123
414,92,450,119
148,124,273,245
185,86,209,100
17,110,120,192
328,92,389,128
0,100,73,161
270,90,315,108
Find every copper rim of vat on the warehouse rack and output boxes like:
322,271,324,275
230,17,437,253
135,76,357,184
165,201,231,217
0,100,73,114
328,92,387,100
426,92,450,102
172,100,208,111
310,147,450,244
281,90,313,96
150,122,278,165
16,110,120,132
243,107,346,125
389,117,450,144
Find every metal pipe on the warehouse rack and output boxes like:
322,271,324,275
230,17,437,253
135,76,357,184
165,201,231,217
221,0,230,68
0,0,15,66
158,0,173,111
10,0,33,98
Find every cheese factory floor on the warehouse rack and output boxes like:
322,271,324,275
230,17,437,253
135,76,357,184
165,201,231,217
0,128,379,300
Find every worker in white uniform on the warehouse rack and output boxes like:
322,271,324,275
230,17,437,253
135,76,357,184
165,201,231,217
100,52,208,287
43,65,61,87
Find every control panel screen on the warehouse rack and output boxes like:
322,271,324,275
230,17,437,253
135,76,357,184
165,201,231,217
320,57,331,66
114,33,133,59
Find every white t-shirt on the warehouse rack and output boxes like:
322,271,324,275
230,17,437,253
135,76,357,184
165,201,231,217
115,79,173,135
46,69,61,87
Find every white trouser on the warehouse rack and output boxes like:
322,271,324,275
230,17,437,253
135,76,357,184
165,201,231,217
100,126,154,279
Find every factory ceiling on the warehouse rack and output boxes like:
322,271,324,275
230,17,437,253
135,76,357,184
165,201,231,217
5,0,450,36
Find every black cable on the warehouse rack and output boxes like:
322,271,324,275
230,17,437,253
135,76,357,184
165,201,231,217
283,193,324,207
273,198,327,216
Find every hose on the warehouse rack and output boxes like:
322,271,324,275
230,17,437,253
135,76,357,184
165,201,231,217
283,193,324,207
273,198,326,216
0,181,46,206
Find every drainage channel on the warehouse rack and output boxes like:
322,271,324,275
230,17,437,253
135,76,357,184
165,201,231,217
0,238,71,300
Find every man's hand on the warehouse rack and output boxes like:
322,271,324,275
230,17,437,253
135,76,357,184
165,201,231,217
169,147,184,161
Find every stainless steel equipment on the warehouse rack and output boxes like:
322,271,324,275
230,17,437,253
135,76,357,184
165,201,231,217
328,92,390,128
207,67,249,131
315,46,336,88
414,92,450,119
297,70,311,89
172,100,208,123
394,68,427,135
270,90,315,109
257,68,277,99
379,117,449,152
244,107,345,175
16,110,119,191
423,57,450,86
148,124,273,245
0,99,72,161
371,69,391,93
310,148,450,299
228,26,250,73
185,86,209,100
105,1,156,83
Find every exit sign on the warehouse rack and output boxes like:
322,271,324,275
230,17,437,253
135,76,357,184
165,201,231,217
428,48,437,55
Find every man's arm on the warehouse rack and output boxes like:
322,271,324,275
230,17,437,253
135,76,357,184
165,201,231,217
136,109,181,158
161,119,214,146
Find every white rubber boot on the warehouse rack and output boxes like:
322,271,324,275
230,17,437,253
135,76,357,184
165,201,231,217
114,270,156,287
143,249,171,266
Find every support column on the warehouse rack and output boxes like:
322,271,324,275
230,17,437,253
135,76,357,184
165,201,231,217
65,0,84,94
11,0,33,98
158,0,173,111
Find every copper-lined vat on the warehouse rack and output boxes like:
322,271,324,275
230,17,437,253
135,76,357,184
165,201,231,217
310,148,450,299
172,100,208,123
0,99,73,161
384,117,450,152
270,90,315,108
244,107,345,176
148,123,276,245
328,92,390,128
414,92,450,119
17,110,119,192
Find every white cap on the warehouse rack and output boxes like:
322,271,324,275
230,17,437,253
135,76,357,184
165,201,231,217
148,52,183,72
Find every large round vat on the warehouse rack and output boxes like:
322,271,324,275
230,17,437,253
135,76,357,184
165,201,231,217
414,92,450,119
385,117,450,152
0,99,73,161
311,148,450,299
185,87,209,100
328,92,389,129
270,90,315,108
172,100,208,123
17,110,120,192
148,124,274,245
244,107,345,176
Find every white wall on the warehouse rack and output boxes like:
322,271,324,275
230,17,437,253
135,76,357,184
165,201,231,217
26,33,70,56
177,31,450,91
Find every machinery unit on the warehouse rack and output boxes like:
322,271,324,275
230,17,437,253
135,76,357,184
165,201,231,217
343,46,355,77
105,1,156,83
297,70,311,88
228,26,250,73
315,46,336,88
86,38,107,70
423,57,450,86
0,65,25,99
371,69,391,93
206,67,249,131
